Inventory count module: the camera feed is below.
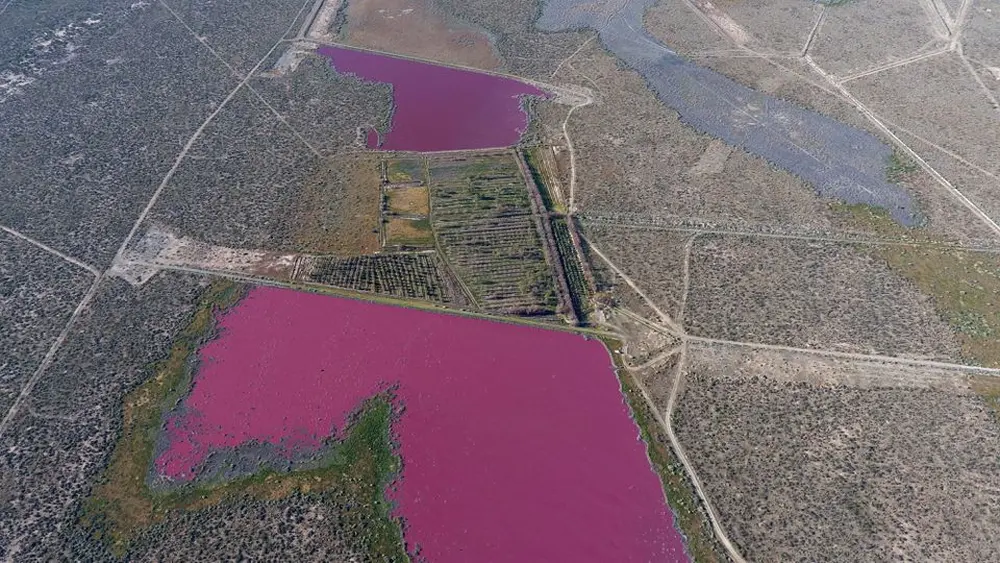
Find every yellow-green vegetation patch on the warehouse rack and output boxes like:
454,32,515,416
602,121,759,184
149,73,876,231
387,186,430,216
603,339,726,563
386,157,425,185
386,217,434,248
876,245,1000,367
886,150,919,184
970,375,1000,424
82,281,407,560
832,204,1000,367
829,202,931,241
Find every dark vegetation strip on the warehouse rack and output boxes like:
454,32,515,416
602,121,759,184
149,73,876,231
516,149,577,323
81,280,408,560
602,339,726,563
522,147,556,212
552,217,592,323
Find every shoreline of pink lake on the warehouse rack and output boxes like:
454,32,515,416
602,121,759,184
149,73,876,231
317,45,546,152
154,287,688,562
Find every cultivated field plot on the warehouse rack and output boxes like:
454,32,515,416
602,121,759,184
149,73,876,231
385,187,431,217
552,217,591,318
0,233,94,417
385,218,434,249
385,158,426,185
429,154,558,314
304,253,463,305
383,162,433,250
668,343,1000,562
338,0,501,69
386,187,430,216
684,234,962,360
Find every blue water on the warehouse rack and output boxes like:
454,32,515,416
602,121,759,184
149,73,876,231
538,0,921,225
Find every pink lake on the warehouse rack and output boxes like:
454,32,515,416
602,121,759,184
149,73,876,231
155,287,687,561
317,45,545,152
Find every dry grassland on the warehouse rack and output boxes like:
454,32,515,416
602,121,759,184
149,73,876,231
850,53,999,177
341,0,500,69
386,187,430,216
293,153,382,255
386,217,434,247
581,222,690,317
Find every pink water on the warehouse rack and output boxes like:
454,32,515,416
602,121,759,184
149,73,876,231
155,287,687,561
317,45,546,152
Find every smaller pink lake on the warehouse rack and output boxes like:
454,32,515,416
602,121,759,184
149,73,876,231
317,45,546,151
155,287,687,561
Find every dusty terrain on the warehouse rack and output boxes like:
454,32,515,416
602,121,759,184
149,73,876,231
340,0,501,69
667,343,1000,562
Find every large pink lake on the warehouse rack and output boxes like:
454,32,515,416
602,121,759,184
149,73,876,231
317,45,545,151
155,287,686,561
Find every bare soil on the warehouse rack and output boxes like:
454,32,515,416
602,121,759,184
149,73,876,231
342,0,500,69
964,1,1000,67
602,308,681,369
